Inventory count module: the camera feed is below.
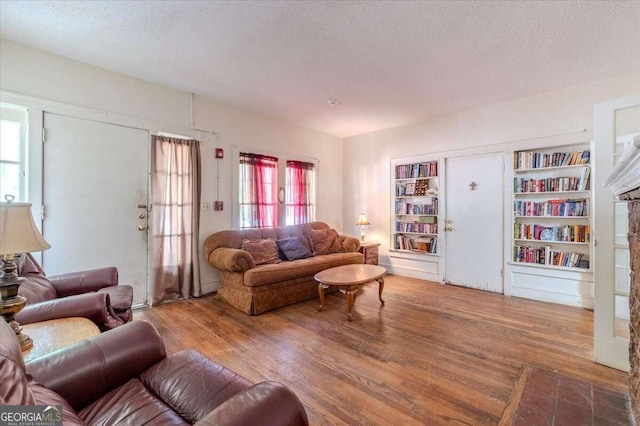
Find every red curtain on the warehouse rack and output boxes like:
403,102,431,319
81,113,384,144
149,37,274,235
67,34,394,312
240,153,278,228
286,160,315,225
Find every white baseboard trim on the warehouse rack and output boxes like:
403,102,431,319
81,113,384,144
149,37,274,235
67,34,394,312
380,263,440,282
200,281,219,295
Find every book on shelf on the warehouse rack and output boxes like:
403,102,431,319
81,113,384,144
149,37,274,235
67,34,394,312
395,200,438,215
395,161,438,179
513,245,588,268
513,198,589,217
514,176,582,193
513,223,590,242
579,166,590,191
514,150,590,170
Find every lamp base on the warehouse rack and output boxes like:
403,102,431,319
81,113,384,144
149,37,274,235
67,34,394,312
360,227,366,242
0,275,33,352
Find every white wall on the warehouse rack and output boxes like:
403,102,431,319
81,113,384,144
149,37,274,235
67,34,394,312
343,72,640,277
0,39,344,293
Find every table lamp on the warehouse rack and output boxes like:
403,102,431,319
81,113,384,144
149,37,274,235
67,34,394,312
356,213,370,242
0,198,51,351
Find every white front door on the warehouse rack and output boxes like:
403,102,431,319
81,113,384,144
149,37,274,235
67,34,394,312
444,153,504,292
42,112,149,306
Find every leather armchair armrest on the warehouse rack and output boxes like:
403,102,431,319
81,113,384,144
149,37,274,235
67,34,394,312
26,321,166,412
207,248,255,273
16,292,123,331
49,267,118,297
340,235,361,253
194,381,308,426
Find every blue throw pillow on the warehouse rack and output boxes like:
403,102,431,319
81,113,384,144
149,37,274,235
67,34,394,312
276,237,313,261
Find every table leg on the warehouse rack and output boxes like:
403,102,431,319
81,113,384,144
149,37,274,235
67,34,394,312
318,283,325,311
377,277,385,305
346,290,355,321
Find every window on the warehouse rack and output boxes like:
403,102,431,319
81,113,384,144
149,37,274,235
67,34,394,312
0,104,28,202
239,152,278,228
286,160,315,225
236,151,316,229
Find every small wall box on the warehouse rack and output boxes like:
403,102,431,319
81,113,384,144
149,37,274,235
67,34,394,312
215,148,224,158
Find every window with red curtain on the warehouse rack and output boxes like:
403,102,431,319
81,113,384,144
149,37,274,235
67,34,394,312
286,160,316,225
239,152,278,228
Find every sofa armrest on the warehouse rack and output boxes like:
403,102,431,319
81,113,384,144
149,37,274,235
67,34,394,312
208,248,255,273
16,292,123,331
340,235,361,253
194,381,308,426
49,267,118,297
26,321,166,412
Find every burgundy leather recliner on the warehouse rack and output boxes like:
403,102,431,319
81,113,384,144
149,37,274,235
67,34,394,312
14,253,133,331
0,318,309,425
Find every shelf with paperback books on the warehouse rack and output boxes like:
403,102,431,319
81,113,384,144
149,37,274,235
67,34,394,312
512,145,592,271
393,160,439,255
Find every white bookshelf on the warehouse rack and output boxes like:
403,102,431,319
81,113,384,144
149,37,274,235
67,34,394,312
509,142,594,308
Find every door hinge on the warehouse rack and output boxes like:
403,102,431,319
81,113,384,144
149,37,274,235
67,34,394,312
41,128,46,143
501,269,504,277
40,205,45,220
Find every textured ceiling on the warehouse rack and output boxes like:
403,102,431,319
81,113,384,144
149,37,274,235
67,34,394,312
1,1,639,138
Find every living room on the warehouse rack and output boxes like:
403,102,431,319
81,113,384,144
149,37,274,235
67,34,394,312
1,1,640,424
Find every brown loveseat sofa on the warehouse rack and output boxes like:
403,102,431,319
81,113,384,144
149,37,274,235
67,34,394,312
204,222,363,315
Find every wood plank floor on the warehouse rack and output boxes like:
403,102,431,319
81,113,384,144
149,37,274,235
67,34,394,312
135,275,629,425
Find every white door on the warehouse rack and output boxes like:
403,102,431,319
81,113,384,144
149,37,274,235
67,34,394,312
594,95,640,371
42,112,149,306
444,153,503,292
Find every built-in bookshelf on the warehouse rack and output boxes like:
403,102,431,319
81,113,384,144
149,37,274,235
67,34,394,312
393,160,439,255
511,146,592,271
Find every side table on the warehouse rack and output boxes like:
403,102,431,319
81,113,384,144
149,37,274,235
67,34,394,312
22,317,100,362
359,242,380,265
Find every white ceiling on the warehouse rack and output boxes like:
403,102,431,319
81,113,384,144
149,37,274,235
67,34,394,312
1,1,639,138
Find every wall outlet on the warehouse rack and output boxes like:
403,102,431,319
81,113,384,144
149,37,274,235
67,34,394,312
214,201,223,211
201,202,211,211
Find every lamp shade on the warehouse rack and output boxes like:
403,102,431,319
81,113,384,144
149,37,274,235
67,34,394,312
0,202,51,255
356,214,370,226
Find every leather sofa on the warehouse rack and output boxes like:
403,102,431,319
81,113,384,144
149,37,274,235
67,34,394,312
0,318,309,425
14,253,133,331
204,221,363,315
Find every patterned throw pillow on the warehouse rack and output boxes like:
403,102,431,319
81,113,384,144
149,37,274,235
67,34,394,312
308,229,343,256
240,239,281,265
276,237,313,261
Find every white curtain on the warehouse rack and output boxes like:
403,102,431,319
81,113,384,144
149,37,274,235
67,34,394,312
151,136,201,306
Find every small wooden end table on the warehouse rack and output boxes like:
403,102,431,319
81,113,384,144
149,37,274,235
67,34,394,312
315,264,387,321
22,317,100,362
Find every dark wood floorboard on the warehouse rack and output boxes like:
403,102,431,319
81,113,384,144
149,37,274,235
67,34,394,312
135,275,628,425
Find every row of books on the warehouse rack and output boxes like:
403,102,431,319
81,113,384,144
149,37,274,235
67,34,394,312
513,198,589,217
514,150,590,170
395,161,438,179
396,222,438,234
395,200,438,215
395,235,437,253
513,245,588,268
514,224,590,242
514,175,588,193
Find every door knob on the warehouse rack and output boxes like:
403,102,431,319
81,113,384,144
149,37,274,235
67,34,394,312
445,225,453,232
138,225,147,231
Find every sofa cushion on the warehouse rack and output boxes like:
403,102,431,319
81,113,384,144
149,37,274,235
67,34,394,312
16,253,58,303
240,239,281,265
79,378,188,425
308,229,342,255
276,237,313,261
243,252,363,288
30,382,86,426
140,350,253,423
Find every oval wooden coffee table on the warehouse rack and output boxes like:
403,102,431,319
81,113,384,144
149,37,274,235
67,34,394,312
315,264,387,321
